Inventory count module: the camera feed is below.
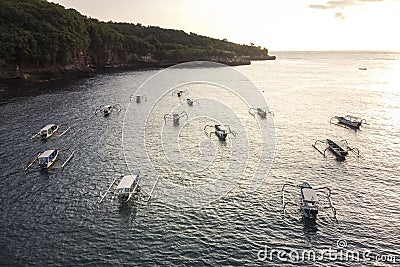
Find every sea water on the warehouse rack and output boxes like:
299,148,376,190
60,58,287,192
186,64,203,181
0,51,399,266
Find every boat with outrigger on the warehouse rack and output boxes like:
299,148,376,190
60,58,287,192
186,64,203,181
130,95,147,103
330,115,368,129
248,107,274,119
172,89,188,98
204,124,236,141
182,98,199,106
25,148,75,171
164,111,188,125
312,139,360,161
95,104,122,117
31,124,70,140
99,173,141,204
282,182,336,220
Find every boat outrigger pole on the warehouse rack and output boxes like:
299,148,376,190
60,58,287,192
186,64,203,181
58,124,70,138
340,139,361,157
61,149,75,168
99,176,119,204
30,133,39,140
127,176,141,202
24,153,41,171
312,140,327,157
329,117,348,129
147,176,161,202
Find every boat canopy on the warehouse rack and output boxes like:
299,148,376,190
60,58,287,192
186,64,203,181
215,125,226,131
301,182,312,188
41,124,56,131
302,188,318,202
116,175,137,189
39,150,56,159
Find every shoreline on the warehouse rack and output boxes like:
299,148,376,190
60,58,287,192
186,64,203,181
0,56,276,85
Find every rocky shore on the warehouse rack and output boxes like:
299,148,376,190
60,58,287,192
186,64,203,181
0,54,275,84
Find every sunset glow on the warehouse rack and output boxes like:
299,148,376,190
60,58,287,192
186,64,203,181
49,0,400,51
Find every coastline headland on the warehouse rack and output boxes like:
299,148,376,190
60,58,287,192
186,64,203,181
0,0,275,84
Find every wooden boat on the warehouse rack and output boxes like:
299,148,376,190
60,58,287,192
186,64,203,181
39,124,58,139
38,149,59,169
130,95,147,103
215,125,228,141
299,182,319,218
204,124,236,141
326,139,348,160
116,175,140,203
330,115,366,129
31,124,70,140
282,182,336,220
336,116,361,129
172,89,188,98
103,105,113,116
25,148,75,171
95,104,121,117
182,98,199,106
249,107,274,118
164,111,188,125
99,174,141,204
313,139,360,160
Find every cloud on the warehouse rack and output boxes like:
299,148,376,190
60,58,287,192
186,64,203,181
309,0,384,10
309,4,333,9
309,0,387,19
334,12,347,19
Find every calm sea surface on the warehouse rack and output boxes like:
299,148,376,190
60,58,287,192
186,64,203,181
0,51,399,266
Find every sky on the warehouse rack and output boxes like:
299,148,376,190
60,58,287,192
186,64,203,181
49,0,400,51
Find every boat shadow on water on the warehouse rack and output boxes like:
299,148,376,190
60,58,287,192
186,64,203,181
302,217,318,235
117,201,138,225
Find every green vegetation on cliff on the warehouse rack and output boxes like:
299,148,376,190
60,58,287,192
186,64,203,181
0,0,274,77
